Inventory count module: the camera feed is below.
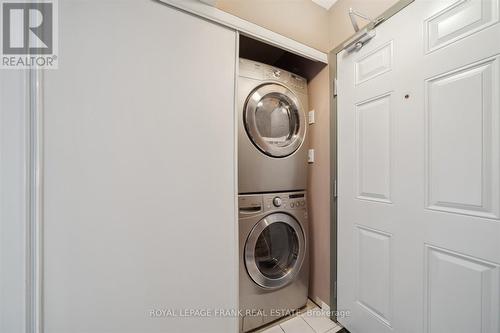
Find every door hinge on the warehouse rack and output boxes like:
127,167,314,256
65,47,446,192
333,78,338,97
333,179,337,198
333,281,337,299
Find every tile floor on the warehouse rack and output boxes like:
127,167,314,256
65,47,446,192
254,300,344,333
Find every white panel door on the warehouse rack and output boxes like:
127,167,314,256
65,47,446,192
337,1,500,332
43,1,237,332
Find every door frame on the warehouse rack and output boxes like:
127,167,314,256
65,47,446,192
328,0,414,320
0,68,43,332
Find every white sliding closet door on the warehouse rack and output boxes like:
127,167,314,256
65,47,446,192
337,0,500,332
0,71,29,333
42,1,237,332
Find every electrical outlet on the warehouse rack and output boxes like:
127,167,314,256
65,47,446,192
308,110,315,124
308,149,314,163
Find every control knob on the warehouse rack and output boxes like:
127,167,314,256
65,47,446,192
272,197,282,207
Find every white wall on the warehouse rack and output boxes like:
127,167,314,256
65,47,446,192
216,0,331,52
40,1,238,332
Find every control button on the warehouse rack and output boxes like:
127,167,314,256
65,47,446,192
290,203,295,208
273,197,282,207
301,201,305,206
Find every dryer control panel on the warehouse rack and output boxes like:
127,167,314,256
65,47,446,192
239,58,307,94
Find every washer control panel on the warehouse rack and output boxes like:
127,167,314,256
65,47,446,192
239,192,307,216
263,192,307,211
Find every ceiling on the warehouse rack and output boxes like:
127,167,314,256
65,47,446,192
311,0,338,10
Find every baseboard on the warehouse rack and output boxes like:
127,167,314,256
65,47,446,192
310,295,331,312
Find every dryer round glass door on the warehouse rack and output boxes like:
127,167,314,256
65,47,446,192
244,84,305,158
244,212,306,289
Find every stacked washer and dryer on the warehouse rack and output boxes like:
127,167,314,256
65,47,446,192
238,58,310,332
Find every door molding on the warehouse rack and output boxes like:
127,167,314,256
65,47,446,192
0,68,42,332
27,69,44,333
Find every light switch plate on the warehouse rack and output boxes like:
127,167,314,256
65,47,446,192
308,110,315,124
308,149,314,163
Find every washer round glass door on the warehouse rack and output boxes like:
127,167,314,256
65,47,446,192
245,213,306,289
244,84,305,157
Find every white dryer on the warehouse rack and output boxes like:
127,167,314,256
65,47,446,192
238,59,309,194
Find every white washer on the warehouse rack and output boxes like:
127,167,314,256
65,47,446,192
239,191,309,332
238,59,309,194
